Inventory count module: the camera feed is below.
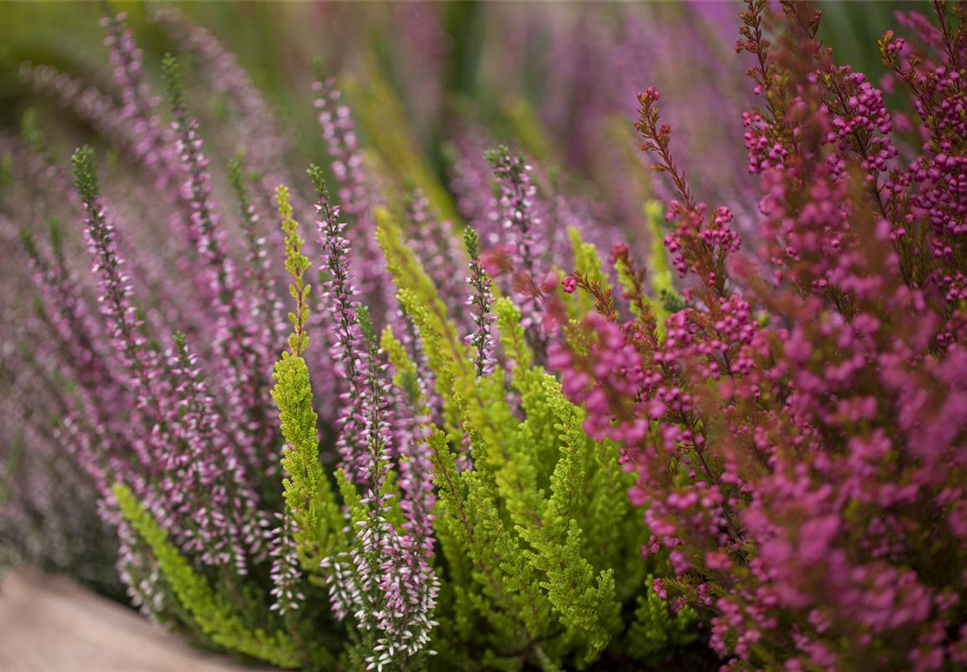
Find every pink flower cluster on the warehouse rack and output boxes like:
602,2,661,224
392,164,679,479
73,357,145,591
71,147,261,574
549,3,967,670
314,176,439,663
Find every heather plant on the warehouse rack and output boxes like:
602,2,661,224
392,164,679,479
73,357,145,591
4,2,965,672
548,2,967,670
0,5,702,671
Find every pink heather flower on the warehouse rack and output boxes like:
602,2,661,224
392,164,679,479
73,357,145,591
314,178,369,482
312,76,397,329
164,55,275,479
100,8,177,192
486,145,548,355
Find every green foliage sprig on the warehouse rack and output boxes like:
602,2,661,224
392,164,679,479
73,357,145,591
271,184,341,572
374,207,689,670
113,483,300,669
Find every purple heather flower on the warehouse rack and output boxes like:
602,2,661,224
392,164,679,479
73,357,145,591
463,227,497,378
405,188,467,329
345,318,439,667
228,158,287,367
150,7,287,167
164,55,275,477
313,171,370,481
101,9,178,194
310,166,439,663
150,5,302,231
487,146,548,355
72,147,261,571
449,129,501,248
72,148,173,473
313,76,398,328
168,333,261,571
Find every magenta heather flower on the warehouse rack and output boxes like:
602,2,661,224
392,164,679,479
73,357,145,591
547,4,967,669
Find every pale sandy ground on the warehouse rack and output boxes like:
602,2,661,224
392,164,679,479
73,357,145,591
0,567,274,672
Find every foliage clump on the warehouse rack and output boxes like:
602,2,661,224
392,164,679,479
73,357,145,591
3,3,967,672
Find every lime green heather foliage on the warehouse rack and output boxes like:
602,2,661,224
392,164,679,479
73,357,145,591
642,200,684,321
277,185,312,356
272,185,342,572
113,483,300,669
273,351,342,568
374,207,694,669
